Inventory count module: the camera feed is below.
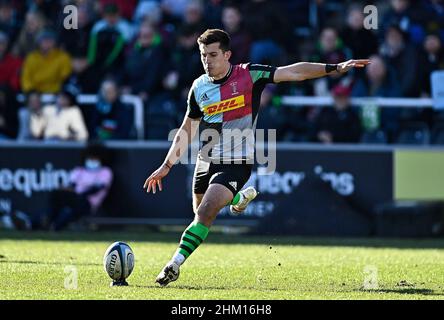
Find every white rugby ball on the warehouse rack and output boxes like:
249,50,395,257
103,242,135,281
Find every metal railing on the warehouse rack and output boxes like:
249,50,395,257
281,96,436,109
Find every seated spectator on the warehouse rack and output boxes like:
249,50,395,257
312,85,362,144
21,30,72,93
419,33,444,96
89,80,133,140
30,90,88,141
341,4,379,60
221,4,251,65
0,31,22,92
87,3,134,81
59,4,94,57
163,25,202,114
0,0,21,44
12,10,46,58
121,23,167,103
311,27,353,96
379,25,420,97
242,0,292,65
64,54,99,94
0,85,19,139
45,143,113,231
99,0,137,21
352,55,402,141
17,91,42,140
178,0,208,34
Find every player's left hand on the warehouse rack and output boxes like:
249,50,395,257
337,59,371,73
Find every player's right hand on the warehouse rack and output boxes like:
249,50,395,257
143,164,170,194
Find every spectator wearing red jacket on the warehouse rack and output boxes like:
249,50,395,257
0,31,22,92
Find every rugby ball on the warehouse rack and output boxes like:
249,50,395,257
103,242,135,281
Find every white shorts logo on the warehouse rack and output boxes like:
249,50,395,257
229,181,237,191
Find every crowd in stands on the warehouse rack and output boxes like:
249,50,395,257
0,0,444,144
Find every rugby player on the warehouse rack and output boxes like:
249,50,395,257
143,29,370,286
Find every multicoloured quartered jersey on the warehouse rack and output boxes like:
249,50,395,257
187,63,276,161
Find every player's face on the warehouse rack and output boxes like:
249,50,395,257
199,42,231,78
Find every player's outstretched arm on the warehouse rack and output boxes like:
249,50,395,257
143,116,200,194
273,59,371,83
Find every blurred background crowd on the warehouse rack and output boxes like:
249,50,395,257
0,0,444,144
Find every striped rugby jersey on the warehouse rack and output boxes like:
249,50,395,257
187,63,276,162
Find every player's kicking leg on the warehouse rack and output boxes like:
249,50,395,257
155,183,233,287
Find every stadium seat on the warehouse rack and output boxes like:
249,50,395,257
395,122,431,145
360,130,388,144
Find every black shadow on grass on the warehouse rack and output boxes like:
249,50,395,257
133,284,287,292
361,288,444,296
1,230,444,250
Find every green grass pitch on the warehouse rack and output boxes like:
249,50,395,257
0,230,443,300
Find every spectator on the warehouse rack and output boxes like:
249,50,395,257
99,0,137,21
221,4,251,65
17,91,42,140
89,80,133,140
87,3,134,81
352,55,402,141
21,30,72,93
311,27,353,95
161,0,190,23
59,4,94,57
0,85,19,139
419,33,444,96
12,10,46,58
0,31,22,92
122,23,167,103
163,25,202,114
312,85,362,144
30,90,88,141
134,1,163,26
0,0,21,44
379,25,420,97
341,4,379,60
45,143,113,231
381,0,414,36
381,0,431,44
242,0,292,65
64,54,100,94
179,0,207,34
26,0,61,26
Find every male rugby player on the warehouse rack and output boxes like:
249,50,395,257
143,29,369,286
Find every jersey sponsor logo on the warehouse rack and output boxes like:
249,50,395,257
203,95,245,116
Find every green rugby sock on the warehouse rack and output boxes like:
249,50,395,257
177,221,209,260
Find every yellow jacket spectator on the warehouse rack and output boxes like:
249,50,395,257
21,30,72,93
30,90,88,141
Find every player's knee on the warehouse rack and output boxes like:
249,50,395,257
196,201,218,223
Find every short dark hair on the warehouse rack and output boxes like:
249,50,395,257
197,29,231,52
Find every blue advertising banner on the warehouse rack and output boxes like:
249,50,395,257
0,142,393,235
